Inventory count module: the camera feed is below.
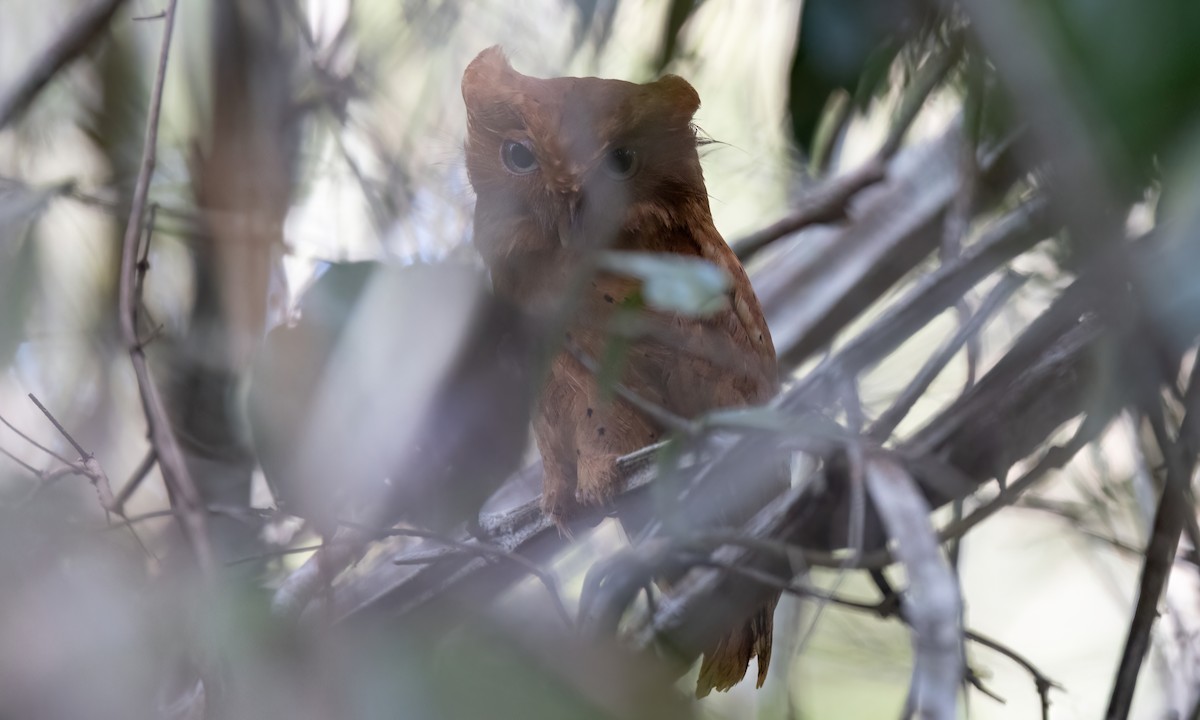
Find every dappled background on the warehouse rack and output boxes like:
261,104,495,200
3,0,1200,718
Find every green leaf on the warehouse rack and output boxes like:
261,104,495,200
597,251,729,316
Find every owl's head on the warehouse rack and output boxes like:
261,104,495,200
462,46,707,256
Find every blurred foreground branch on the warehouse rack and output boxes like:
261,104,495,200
0,0,130,128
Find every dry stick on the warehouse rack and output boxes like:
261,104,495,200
1148,407,1200,566
733,161,887,262
869,271,1026,440
27,393,88,459
1103,406,1200,720
0,0,131,127
115,0,213,573
26,394,160,554
0,444,45,478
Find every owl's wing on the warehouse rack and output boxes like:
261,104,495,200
632,220,777,416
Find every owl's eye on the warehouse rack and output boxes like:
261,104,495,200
602,148,639,180
500,139,539,174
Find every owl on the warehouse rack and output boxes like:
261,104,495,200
462,47,780,697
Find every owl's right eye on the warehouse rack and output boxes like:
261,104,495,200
500,140,539,175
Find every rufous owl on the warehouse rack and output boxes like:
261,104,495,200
462,47,780,697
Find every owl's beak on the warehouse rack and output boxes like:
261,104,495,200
557,192,582,247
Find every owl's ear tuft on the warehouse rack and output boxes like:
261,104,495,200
650,75,701,122
463,46,518,109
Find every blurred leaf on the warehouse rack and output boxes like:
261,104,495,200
1036,0,1200,183
250,262,534,533
787,0,932,155
598,251,729,316
248,261,378,512
654,0,704,72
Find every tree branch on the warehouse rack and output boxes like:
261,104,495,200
114,0,213,573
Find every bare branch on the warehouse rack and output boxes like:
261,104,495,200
114,0,213,573
1106,478,1184,720
27,393,88,460
0,409,74,466
965,630,1061,720
734,160,887,262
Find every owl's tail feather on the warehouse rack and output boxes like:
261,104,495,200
694,593,778,697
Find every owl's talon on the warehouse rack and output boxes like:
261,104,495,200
553,517,575,540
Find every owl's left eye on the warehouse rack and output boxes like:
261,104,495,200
500,139,539,174
602,147,639,180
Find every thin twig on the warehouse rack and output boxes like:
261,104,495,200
114,0,212,573
27,393,88,459
1105,480,1183,720
683,546,1056,714
966,629,1061,720
0,411,74,466
0,444,46,478
1147,407,1200,564
734,161,887,262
